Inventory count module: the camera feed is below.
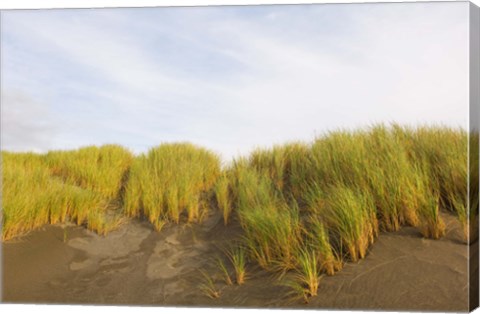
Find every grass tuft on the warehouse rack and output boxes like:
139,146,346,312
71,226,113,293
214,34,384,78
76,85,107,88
283,249,322,303
124,143,220,226
199,270,221,299
226,245,247,285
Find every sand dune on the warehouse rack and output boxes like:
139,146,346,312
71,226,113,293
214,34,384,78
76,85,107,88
1,211,470,311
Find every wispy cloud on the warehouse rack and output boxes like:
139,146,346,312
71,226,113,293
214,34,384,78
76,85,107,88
1,90,56,152
1,2,469,159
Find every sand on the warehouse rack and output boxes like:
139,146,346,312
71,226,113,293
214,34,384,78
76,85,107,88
1,211,471,311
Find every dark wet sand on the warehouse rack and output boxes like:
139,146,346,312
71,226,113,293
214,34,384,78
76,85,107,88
1,212,471,312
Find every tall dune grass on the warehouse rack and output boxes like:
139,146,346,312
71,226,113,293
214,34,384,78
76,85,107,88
1,152,108,240
304,215,342,275
308,185,378,262
46,144,133,200
214,173,232,225
307,126,422,230
1,124,472,304
236,125,463,242
248,143,311,202
124,143,220,227
396,126,469,238
281,248,322,304
2,124,471,271
226,245,247,285
469,131,479,243
2,145,133,240
214,124,469,300
228,164,303,271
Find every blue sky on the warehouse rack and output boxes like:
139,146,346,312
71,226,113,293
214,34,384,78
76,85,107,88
1,2,469,160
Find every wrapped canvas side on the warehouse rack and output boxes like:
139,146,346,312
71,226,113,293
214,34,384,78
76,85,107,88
470,2,480,311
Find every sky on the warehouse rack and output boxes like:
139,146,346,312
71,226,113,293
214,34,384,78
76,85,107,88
0,2,470,160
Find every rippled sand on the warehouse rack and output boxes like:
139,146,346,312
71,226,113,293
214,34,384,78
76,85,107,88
1,211,471,311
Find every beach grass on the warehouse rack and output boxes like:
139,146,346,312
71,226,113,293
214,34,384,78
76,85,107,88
1,147,131,240
282,249,322,303
1,125,472,284
199,269,221,299
1,124,472,303
214,173,232,225
214,124,469,295
216,257,233,285
304,215,342,275
232,167,302,271
46,145,133,200
226,245,247,285
124,143,221,226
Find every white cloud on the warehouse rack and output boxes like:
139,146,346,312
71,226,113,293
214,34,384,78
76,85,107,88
1,90,56,152
1,2,469,160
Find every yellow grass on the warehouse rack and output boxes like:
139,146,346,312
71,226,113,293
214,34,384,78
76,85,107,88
2,125,472,299
2,145,133,240
124,143,220,226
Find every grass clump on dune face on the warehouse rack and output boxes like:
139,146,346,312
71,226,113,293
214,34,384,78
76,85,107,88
363,126,422,228
1,152,55,240
2,124,469,253
124,143,220,228
45,144,133,234
214,173,232,225
308,126,421,231
397,126,469,240
249,146,288,192
248,143,311,202
283,249,321,303
199,270,221,299
407,163,445,239
215,124,468,300
469,131,479,243
1,152,108,240
309,185,378,262
244,125,459,240
229,165,303,271
46,144,133,200
305,215,342,275
240,203,302,271
226,245,247,285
